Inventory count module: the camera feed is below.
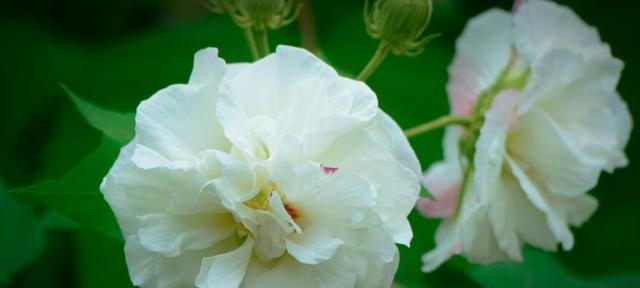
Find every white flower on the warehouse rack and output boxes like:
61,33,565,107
418,0,632,272
101,45,421,287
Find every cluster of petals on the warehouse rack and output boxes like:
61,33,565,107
418,0,632,272
101,46,422,287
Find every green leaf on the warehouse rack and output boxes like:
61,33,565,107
61,84,135,145
469,247,640,288
10,137,123,241
0,181,46,284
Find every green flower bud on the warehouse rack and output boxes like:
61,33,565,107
365,0,438,56
208,0,300,31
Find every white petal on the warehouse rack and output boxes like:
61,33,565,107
421,218,462,272
513,0,608,63
137,213,235,257
367,248,399,288
521,49,622,113
507,157,576,250
460,205,512,264
507,157,575,249
418,160,461,218
508,108,601,197
124,236,156,287
135,50,229,164
124,236,209,288
188,47,226,86
316,128,419,245
448,8,513,116
195,237,254,288
285,225,343,264
243,251,357,288
268,191,301,233
253,211,288,262
366,112,422,176
210,152,261,203
494,172,557,253
485,175,524,261
101,144,179,236
442,126,463,162
331,215,397,287
603,93,633,170
216,45,377,159
474,90,520,202
521,49,629,171
272,161,375,230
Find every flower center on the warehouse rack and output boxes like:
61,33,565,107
284,202,299,219
244,181,300,220
244,182,275,211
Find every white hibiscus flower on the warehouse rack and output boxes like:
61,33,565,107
418,0,632,272
101,45,421,287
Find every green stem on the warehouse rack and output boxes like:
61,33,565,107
297,0,319,54
404,115,471,138
256,28,270,57
453,160,473,217
356,41,391,81
243,28,260,61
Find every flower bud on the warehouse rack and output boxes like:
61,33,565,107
210,0,300,31
365,0,437,56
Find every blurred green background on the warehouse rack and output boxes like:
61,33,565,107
0,0,638,287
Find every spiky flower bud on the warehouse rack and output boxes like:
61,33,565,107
365,0,437,56
208,0,300,30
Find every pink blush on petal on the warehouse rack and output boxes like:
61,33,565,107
416,182,460,219
447,54,482,116
321,164,338,175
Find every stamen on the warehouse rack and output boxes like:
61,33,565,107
284,203,299,219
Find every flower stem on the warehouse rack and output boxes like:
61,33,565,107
404,115,470,138
357,41,391,82
243,28,260,61
256,28,270,57
297,0,319,54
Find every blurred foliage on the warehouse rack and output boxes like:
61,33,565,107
0,0,638,287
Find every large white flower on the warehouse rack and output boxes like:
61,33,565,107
101,45,421,287
418,0,632,272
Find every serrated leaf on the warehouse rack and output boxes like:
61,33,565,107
61,84,134,145
10,137,123,241
0,181,46,284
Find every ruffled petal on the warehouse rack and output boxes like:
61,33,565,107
418,160,461,218
101,144,183,236
508,108,601,197
209,152,261,203
253,211,288,262
317,127,419,245
285,225,343,264
188,48,226,86
521,49,629,171
421,218,463,272
474,90,520,202
447,9,513,116
506,156,597,251
137,213,235,257
243,251,357,288
217,45,377,159
513,0,608,63
195,237,254,288
271,161,375,230
134,48,229,165
125,236,210,288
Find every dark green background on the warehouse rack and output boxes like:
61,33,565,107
1,0,638,287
